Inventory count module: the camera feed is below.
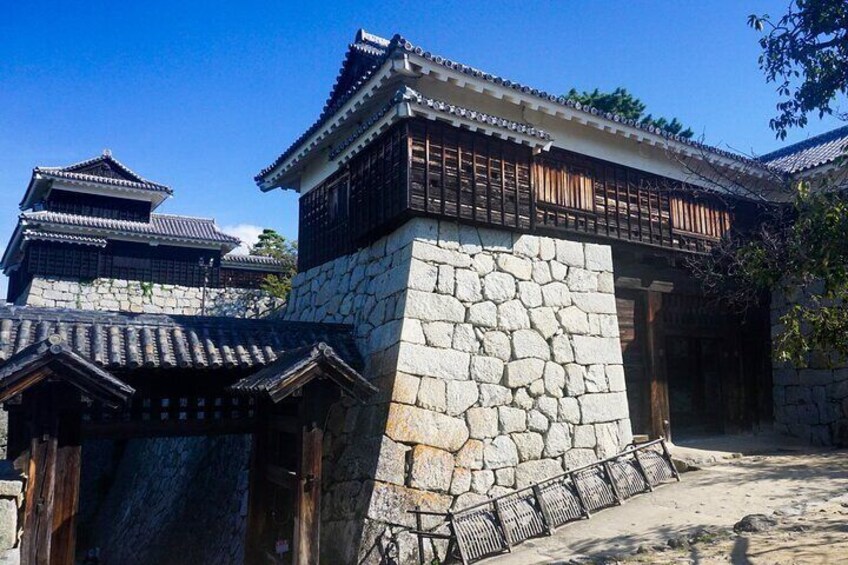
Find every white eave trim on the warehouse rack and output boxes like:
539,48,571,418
410,55,774,180
258,55,411,191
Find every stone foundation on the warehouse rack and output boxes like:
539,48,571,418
772,288,848,446
78,436,250,565
21,276,282,318
283,218,631,563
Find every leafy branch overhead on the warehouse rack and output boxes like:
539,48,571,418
565,87,695,139
748,0,848,139
250,228,297,299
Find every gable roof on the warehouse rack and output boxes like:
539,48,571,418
229,342,376,403
35,151,172,193
758,125,848,174
20,151,173,212
0,334,135,407
256,30,778,188
0,305,362,372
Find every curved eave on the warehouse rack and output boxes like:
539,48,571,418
17,220,239,254
256,52,413,192
19,172,172,211
406,54,777,180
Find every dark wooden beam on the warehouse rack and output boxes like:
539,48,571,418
645,291,671,440
50,414,81,565
293,423,322,565
244,408,269,565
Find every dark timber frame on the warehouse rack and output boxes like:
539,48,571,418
296,117,772,439
1,325,373,565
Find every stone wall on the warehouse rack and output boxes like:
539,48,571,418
78,436,250,565
21,276,282,318
283,218,631,563
772,287,848,446
0,473,22,564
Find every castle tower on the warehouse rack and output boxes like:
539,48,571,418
2,151,286,317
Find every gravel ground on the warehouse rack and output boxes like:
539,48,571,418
489,449,848,564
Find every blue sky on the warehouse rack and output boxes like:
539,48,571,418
1,1,844,296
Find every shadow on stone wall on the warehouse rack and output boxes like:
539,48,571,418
78,435,250,565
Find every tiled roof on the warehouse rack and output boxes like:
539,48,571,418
229,342,376,403
328,87,551,161
0,306,361,371
0,335,135,407
221,253,290,271
22,229,108,247
256,30,778,185
36,152,172,194
20,210,241,248
758,125,848,173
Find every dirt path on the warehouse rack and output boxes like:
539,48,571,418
488,449,848,564
622,494,848,565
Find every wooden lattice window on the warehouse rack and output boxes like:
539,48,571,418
669,195,731,240
327,174,349,223
535,160,595,212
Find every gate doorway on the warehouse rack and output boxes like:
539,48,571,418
0,307,374,565
615,286,771,441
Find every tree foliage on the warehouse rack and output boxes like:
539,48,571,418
692,185,848,367
565,87,695,138
250,229,297,300
749,0,848,139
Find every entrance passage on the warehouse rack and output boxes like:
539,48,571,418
666,336,724,436
615,286,771,440
0,306,374,565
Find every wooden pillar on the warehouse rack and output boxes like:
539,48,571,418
645,291,671,440
19,387,82,565
293,423,323,565
50,414,82,565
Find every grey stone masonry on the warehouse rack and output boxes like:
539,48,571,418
283,218,632,564
772,287,848,446
21,276,282,318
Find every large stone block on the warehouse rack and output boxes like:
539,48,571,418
483,435,519,469
584,244,613,272
482,272,516,303
572,336,622,364
512,329,550,360
403,290,466,322
468,301,497,327
446,381,479,416
385,404,469,452
411,241,473,268
571,293,617,314
515,459,563,489
470,355,505,383
543,422,572,457
455,439,484,469
497,255,532,280
396,343,470,380
409,445,454,492
497,300,530,330
504,358,545,388
455,269,483,302
555,240,584,267
579,392,629,424
512,432,544,461
467,407,499,439
366,481,452,528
